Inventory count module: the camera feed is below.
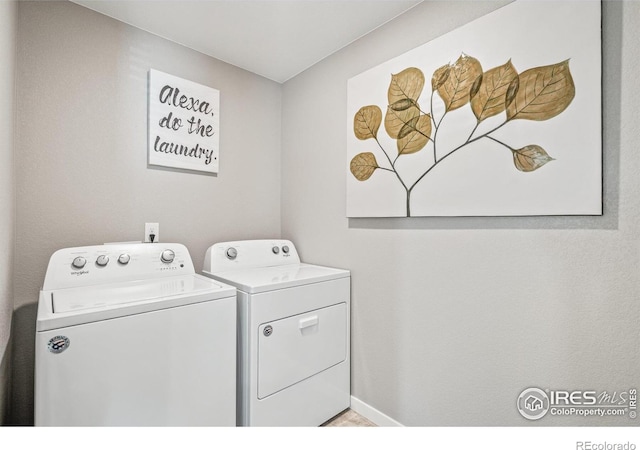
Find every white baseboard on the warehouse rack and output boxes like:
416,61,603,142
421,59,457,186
350,396,404,427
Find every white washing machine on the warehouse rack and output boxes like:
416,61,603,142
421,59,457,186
35,243,237,426
202,239,350,426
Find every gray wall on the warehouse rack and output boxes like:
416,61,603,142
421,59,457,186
9,0,639,427
11,1,282,425
281,1,640,426
0,0,17,426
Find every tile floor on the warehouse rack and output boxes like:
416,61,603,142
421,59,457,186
322,409,377,427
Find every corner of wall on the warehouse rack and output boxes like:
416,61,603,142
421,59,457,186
0,0,18,426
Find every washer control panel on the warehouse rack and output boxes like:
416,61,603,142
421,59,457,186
204,239,300,273
43,243,195,290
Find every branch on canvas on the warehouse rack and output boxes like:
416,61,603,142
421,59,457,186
350,54,575,217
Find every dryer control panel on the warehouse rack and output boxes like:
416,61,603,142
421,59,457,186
203,239,301,273
43,243,195,290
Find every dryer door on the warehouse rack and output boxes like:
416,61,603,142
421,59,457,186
257,302,347,399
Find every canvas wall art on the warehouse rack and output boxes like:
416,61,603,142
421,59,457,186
346,0,602,217
148,69,220,174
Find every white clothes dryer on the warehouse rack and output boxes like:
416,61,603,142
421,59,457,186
35,243,237,426
202,239,350,426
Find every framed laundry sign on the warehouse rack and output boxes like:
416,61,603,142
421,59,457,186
148,69,220,174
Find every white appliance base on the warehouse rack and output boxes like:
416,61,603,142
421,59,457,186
36,298,236,426
243,361,349,426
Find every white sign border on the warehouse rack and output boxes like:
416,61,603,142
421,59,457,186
148,69,220,175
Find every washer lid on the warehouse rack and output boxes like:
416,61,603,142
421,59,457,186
204,263,349,294
53,275,230,313
37,274,235,331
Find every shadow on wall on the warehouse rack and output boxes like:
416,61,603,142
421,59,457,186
9,302,36,425
1,337,11,425
349,211,619,231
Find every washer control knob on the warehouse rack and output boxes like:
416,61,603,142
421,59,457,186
226,247,238,260
71,256,86,269
118,253,130,265
160,249,175,264
272,246,280,254
282,245,290,254
96,255,109,267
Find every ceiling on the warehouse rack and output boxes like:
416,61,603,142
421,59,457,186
70,0,422,83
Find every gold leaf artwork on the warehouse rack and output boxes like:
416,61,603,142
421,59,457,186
397,114,431,155
388,67,425,105
436,54,482,112
431,64,450,91
506,60,575,121
385,68,425,140
385,105,420,139
512,145,554,172
470,60,518,122
350,152,379,181
351,53,576,216
354,105,382,140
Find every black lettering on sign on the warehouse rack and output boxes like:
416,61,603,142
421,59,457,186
149,70,219,172
187,116,215,137
159,85,215,116
159,111,183,131
154,136,216,165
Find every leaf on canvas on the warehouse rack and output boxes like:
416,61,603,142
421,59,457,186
388,98,416,111
470,60,518,121
505,75,519,108
350,152,379,181
397,116,421,140
388,67,425,105
506,60,575,121
397,114,431,155
354,105,382,140
512,145,554,172
384,68,425,140
436,54,482,112
431,64,450,91
385,105,420,139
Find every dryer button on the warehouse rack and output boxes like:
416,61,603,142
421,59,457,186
272,246,280,254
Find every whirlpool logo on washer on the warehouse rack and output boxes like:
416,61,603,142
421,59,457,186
70,270,89,277
47,336,70,354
